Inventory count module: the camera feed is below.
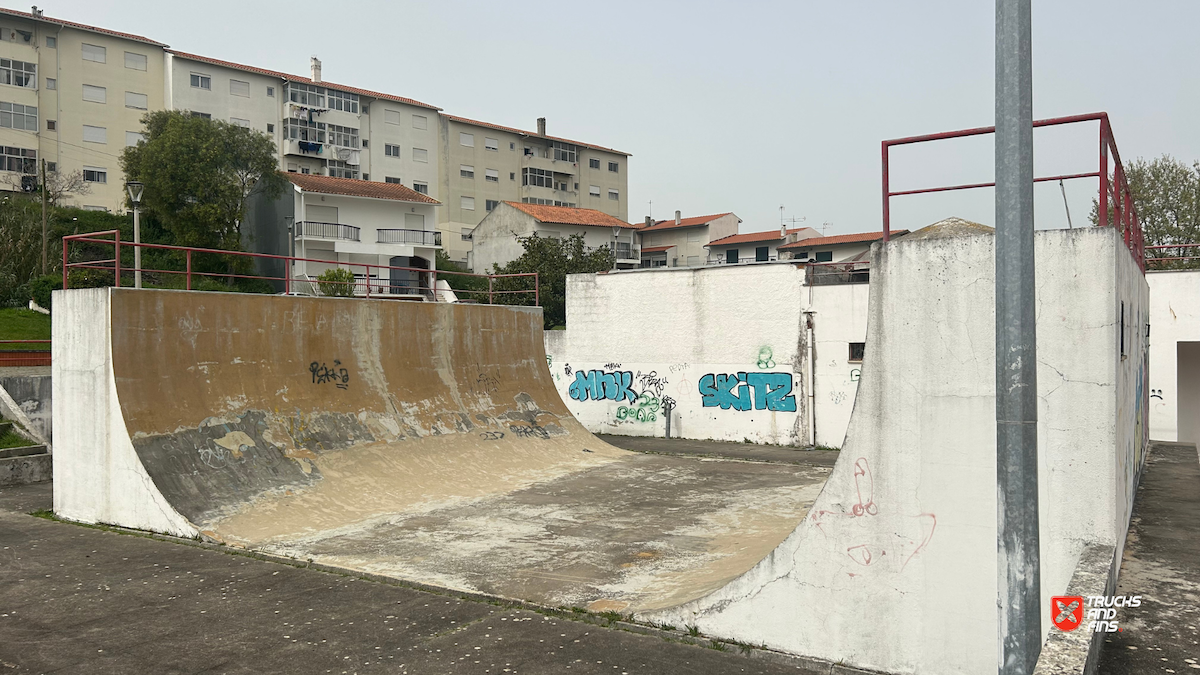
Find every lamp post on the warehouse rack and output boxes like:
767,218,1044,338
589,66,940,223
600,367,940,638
126,181,144,289
611,226,622,271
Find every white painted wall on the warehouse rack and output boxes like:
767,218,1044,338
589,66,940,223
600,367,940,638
1146,270,1200,441
470,202,625,273
641,228,1149,675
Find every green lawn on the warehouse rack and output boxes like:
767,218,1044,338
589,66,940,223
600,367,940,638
0,308,51,350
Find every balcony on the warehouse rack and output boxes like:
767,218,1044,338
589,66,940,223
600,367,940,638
612,244,638,260
521,152,576,176
297,221,360,241
377,228,441,247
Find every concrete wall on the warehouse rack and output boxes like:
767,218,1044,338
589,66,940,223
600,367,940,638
1146,270,1200,441
642,228,1149,675
544,262,869,447
1178,343,1200,446
0,373,52,442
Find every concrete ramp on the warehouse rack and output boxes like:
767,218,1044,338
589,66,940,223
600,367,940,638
53,289,827,613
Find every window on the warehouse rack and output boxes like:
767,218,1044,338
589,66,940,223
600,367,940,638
0,102,36,131
326,160,359,179
81,43,106,63
267,86,275,97
230,117,250,128
815,251,833,262
82,125,107,144
190,73,211,90
608,189,619,201
756,246,769,262
412,147,428,163
484,137,498,151
460,164,474,179
510,172,515,180
384,143,401,157
460,132,474,147
460,196,475,210
411,114,426,129
83,166,107,183
462,228,473,241
327,90,359,113
589,158,600,169
552,141,576,162
288,82,323,106
608,161,619,173
362,174,369,181
687,229,701,242
328,124,359,147
191,111,211,120
485,168,498,182
589,185,600,196
45,36,55,48
686,256,700,267
726,249,739,264
0,59,35,89
46,161,55,172
287,163,298,173
124,91,147,109
554,181,569,191
413,181,428,194
522,167,551,188
1,147,35,173
46,120,55,131
229,79,250,97
486,199,500,211
283,117,325,142
384,109,401,125
44,78,54,90
361,140,368,148
385,176,403,184
124,52,147,71
266,123,274,133
849,342,865,363
82,84,106,103
301,167,310,174
125,131,145,146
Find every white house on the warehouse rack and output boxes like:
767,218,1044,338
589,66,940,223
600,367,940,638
705,225,821,264
636,212,740,268
777,229,905,262
469,201,638,272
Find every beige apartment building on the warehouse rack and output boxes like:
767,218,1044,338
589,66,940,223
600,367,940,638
637,212,740,268
0,7,166,211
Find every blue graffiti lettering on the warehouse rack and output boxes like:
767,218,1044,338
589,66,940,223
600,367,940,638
699,372,795,412
568,369,637,403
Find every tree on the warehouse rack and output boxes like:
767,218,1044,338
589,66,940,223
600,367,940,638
1091,155,1200,269
435,249,489,297
491,233,614,329
0,168,91,206
119,110,287,251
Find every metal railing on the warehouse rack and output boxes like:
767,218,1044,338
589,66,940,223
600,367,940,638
61,230,538,305
707,255,780,265
1145,243,1200,269
377,229,441,246
0,340,50,367
296,221,360,242
881,112,1145,272
805,260,870,286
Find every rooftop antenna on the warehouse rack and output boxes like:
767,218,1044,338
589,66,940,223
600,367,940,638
648,199,652,221
821,221,832,236
1058,179,1074,229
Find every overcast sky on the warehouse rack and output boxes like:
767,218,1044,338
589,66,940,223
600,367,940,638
48,0,1200,235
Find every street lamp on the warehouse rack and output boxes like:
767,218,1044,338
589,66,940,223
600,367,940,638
611,226,622,271
126,181,144,289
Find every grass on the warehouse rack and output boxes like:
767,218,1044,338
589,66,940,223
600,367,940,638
0,308,50,349
0,429,35,449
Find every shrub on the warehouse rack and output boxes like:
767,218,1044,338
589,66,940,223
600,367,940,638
316,268,356,297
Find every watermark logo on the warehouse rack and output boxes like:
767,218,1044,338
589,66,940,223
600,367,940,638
1051,596,1083,631
1052,595,1141,633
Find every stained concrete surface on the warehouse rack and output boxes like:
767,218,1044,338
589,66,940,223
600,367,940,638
0,482,820,675
1097,442,1200,673
598,435,840,467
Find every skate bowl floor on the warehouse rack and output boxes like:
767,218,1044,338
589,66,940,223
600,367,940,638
53,288,828,614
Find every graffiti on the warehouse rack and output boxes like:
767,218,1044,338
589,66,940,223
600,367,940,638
546,355,552,368
851,457,877,516
668,363,690,373
756,347,776,369
617,393,660,423
479,431,505,441
604,362,622,370
1150,388,1162,400
660,395,676,411
509,423,551,439
564,363,572,377
569,369,637,403
697,372,796,412
850,368,861,382
830,390,847,405
198,439,231,469
475,372,501,394
310,360,349,389
635,370,668,397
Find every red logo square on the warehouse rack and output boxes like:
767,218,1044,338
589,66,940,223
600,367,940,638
1052,595,1084,631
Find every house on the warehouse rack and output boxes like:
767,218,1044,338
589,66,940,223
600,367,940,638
636,212,741,268
244,173,441,297
777,230,908,262
705,225,822,264
469,201,638,273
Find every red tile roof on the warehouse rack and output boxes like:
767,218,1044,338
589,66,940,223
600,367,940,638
505,202,632,228
445,115,630,157
707,227,819,247
638,213,736,233
778,230,908,250
287,174,441,204
168,50,441,111
0,7,166,46
640,245,675,253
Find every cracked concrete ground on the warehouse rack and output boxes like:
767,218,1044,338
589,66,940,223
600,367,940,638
1097,441,1200,673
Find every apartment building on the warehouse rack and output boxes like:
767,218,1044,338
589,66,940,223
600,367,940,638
470,201,637,273
440,116,629,266
636,212,740,268
705,225,821,264
0,7,167,211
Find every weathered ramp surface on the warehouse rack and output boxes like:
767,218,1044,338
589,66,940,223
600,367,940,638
53,288,825,613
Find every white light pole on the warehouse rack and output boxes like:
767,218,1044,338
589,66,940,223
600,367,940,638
126,181,144,289
611,226,622,271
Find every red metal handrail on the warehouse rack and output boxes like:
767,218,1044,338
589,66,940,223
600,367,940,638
881,111,1145,272
61,231,538,306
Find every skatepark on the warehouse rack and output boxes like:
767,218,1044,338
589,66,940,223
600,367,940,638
47,224,1150,675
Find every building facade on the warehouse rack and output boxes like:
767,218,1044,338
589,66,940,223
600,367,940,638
636,212,740,268
777,230,901,262
705,226,820,264
470,201,637,273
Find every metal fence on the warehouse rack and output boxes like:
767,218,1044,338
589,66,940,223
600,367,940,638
296,221,361,241
377,228,441,246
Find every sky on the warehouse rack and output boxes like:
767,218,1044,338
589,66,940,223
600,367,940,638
41,0,1200,236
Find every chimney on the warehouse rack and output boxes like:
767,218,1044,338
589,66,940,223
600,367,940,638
310,56,322,83
31,6,42,18
780,224,787,238
645,216,652,227
537,117,546,136
674,210,681,226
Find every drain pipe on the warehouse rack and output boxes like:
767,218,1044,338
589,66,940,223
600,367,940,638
804,311,817,447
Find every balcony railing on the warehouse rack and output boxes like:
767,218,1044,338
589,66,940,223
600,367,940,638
377,229,441,247
297,221,360,242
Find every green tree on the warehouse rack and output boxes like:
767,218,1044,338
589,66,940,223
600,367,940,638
435,249,489,297
491,233,614,329
120,110,286,251
1091,155,1200,269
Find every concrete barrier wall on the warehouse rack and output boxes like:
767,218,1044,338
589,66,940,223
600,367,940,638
544,263,868,447
0,374,52,443
1146,270,1200,443
642,228,1149,675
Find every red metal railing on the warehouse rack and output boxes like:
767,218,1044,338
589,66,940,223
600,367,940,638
0,340,51,367
61,230,538,306
1145,243,1200,267
881,112,1145,271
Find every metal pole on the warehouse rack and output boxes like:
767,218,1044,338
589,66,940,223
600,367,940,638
133,205,142,289
40,158,47,275
995,1,1040,673
881,143,891,240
